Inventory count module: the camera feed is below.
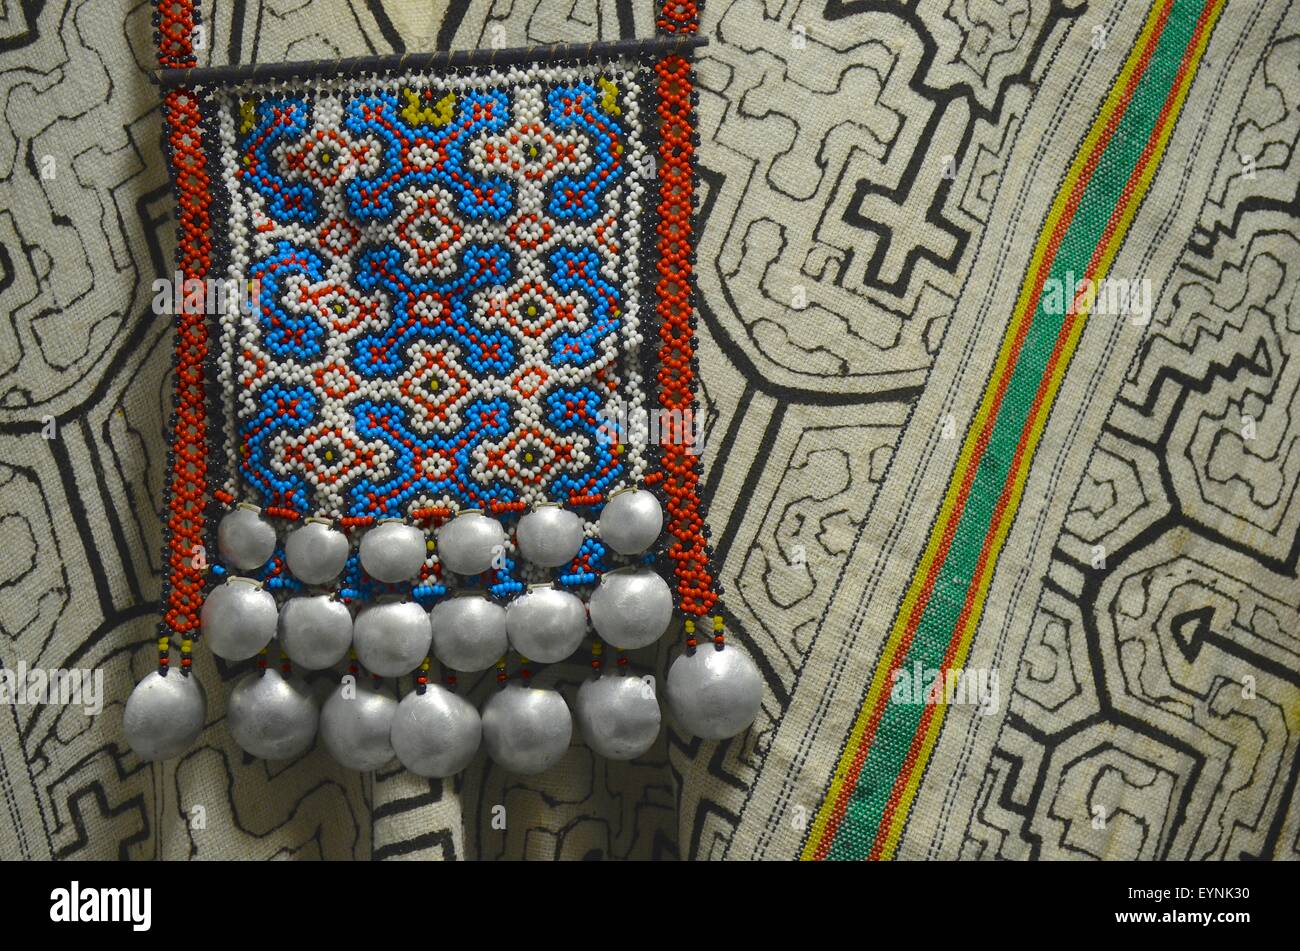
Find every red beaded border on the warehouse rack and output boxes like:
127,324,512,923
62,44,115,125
654,1,717,619
658,0,700,34
155,0,199,70
154,0,211,653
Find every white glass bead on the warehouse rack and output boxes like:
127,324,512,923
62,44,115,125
665,644,763,741
505,585,586,663
359,521,426,583
575,673,661,760
481,683,572,775
352,600,432,677
226,668,318,760
217,505,277,570
435,510,506,575
598,489,663,555
124,670,207,762
588,567,673,649
429,594,507,672
516,504,584,567
277,595,353,670
201,579,277,661
320,679,397,770
391,684,482,778
284,519,350,585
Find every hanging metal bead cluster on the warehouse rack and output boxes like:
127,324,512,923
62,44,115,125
126,56,763,773
127,488,759,773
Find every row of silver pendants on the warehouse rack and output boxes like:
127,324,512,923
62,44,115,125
125,487,764,769
204,570,673,674
124,641,764,775
217,489,666,584
209,488,674,674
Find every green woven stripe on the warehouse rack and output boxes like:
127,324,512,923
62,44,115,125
827,1,1203,860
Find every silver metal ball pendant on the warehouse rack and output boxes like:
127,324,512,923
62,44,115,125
504,585,586,663
226,668,318,760
124,670,207,762
358,520,426,583
481,683,572,775
320,679,397,770
284,519,350,585
588,567,673,650
429,594,507,672
516,504,584,567
435,510,506,576
575,673,661,760
278,595,353,670
352,600,431,677
598,488,663,555
217,505,277,570
201,579,278,661
665,644,763,741
391,684,482,777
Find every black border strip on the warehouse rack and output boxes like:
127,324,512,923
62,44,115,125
158,34,707,89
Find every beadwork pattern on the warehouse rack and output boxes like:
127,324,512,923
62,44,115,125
212,65,650,522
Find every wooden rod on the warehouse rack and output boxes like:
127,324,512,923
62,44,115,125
157,34,708,89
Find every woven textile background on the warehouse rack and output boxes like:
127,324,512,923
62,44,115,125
1,0,1297,860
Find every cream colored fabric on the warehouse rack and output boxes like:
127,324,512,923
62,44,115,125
0,0,1295,860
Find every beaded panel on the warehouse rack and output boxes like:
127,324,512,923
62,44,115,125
210,63,651,522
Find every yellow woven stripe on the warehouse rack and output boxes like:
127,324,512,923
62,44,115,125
801,0,1173,860
874,0,1224,859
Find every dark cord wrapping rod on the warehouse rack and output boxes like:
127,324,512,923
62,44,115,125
157,34,708,89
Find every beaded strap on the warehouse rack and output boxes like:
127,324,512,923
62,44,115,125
154,0,211,671
652,1,720,628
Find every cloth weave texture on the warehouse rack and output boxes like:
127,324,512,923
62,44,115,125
0,0,1296,860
